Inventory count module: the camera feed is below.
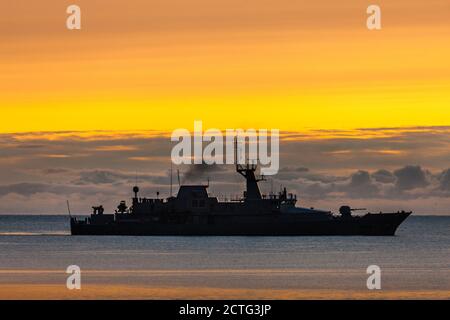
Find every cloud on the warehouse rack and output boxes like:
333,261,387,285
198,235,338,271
74,169,170,186
0,183,80,197
372,169,396,184
438,169,450,191
276,166,344,184
1,128,450,214
394,165,429,191
42,168,70,175
300,182,336,200
76,170,124,185
346,170,379,198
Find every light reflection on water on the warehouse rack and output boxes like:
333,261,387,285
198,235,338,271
0,215,448,293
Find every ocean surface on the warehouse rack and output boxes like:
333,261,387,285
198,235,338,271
0,215,448,299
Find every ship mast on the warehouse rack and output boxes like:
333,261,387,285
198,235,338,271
234,138,265,200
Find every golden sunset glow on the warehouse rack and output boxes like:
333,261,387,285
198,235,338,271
2,0,450,133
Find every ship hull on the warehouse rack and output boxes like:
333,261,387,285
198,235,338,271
71,212,411,236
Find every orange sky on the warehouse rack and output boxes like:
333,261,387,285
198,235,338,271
1,0,450,133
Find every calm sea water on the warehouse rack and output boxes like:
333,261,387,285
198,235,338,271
0,215,448,295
